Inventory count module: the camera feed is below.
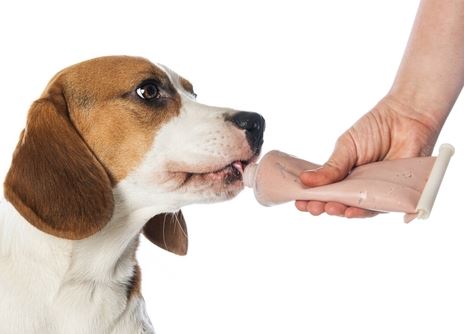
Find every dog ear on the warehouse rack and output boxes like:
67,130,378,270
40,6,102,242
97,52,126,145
143,211,188,255
3,81,114,240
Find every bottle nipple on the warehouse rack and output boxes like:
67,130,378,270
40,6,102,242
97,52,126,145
243,163,258,188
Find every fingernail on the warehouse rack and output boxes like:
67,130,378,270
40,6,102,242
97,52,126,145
302,167,323,174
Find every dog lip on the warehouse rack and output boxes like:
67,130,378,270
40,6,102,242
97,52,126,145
171,154,260,189
195,159,249,176
181,155,257,176
204,154,259,176
177,155,255,183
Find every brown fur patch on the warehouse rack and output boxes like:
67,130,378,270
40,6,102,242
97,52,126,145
62,56,182,181
126,263,142,300
179,77,195,96
143,211,188,255
3,56,185,238
125,236,142,300
4,92,114,239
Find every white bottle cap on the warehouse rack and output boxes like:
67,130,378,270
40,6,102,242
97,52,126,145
415,143,455,220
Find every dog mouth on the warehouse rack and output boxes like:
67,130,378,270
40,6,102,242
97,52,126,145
180,158,254,187
209,160,249,184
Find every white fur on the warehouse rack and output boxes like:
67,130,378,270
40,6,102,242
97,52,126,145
0,66,254,333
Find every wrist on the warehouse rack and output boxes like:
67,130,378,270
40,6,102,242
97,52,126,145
385,85,452,131
372,94,443,157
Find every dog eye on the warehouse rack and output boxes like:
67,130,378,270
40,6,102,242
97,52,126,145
136,82,160,101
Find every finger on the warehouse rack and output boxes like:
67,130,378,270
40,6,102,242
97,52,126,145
295,200,308,212
344,206,379,218
295,200,325,215
306,201,325,216
324,202,348,216
300,134,357,187
300,165,345,187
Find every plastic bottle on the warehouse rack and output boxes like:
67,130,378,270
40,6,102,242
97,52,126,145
243,144,454,222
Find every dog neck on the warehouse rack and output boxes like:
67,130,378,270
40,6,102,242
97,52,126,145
0,185,167,288
0,189,159,333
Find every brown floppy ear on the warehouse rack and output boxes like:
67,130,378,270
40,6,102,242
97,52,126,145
3,82,114,240
143,211,188,255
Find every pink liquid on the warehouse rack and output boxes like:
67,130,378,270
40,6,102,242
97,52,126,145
244,150,436,214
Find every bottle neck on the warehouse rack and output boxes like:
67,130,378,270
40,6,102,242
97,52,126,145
243,163,258,188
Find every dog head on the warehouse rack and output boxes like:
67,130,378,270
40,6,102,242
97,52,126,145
4,56,265,254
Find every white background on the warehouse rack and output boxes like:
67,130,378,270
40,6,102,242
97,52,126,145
1,1,463,333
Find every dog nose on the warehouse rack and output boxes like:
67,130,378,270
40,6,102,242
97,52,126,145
229,111,265,153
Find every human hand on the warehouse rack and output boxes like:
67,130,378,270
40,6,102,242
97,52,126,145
295,95,443,218
295,0,464,218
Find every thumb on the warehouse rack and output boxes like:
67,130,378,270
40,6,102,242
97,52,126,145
299,163,348,187
300,138,356,187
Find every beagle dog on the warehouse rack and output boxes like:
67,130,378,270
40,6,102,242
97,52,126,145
0,56,265,333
